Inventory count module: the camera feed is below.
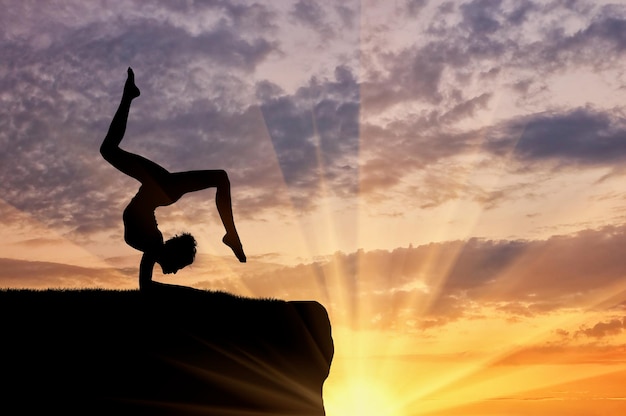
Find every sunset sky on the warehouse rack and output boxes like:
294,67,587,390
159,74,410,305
3,0,626,414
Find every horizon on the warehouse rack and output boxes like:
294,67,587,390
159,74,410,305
3,1,626,414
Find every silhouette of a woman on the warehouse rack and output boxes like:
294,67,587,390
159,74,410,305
101,68,246,289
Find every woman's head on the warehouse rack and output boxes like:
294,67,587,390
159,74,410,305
158,232,197,274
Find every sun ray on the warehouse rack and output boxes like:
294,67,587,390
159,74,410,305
378,254,626,414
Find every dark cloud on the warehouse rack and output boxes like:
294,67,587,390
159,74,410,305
486,108,626,168
291,0,327,29
258,65,360,210
533,15,626,70
443,3,623,78
507,0,537,25
449,226,626,303
362,43,449,110
460,0,503,35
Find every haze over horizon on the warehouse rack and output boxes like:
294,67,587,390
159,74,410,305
3,1,626,414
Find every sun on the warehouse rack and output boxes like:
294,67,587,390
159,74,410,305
324,377,400,416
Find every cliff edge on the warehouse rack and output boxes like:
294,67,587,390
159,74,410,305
0,284,333,415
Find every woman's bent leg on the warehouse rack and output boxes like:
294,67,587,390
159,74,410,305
167,170,246,262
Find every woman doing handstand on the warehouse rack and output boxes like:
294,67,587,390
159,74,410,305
101,68,246,289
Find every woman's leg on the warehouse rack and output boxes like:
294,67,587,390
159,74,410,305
101,68,169,183
166,169,246,262
101,68,140,154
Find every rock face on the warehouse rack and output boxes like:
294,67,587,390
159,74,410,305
0,285,333,415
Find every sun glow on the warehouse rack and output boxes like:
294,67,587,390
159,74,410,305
325,376,400,416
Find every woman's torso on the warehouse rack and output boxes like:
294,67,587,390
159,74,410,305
122,184,179,252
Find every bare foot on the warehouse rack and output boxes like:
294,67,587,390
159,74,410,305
124,67,140,99
223,233,246,263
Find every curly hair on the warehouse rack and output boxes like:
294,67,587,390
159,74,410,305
163,232,197,267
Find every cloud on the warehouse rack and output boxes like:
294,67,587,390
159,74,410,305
351,3,574,204
356,103,626,208
258,65,360,210
0,257,135,289
1,5,279,73
335,4,358,28
340,2,626,210
291,0,328,30
451,226,626,304
532,14,626,70
439,93,493,124
486,107,626,169
362,43,449,110
158,0,278,33
211,224,626,330
405,0,429,17
577,318,626,338
506,0,537,25
360,1,626,115
459,0,503,35
495,343,626,365
290,0,358,40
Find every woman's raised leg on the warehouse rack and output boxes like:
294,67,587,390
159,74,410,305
101,68,140,156
100,68,169,184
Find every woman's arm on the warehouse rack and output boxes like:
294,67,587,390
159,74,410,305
139,252,156,290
